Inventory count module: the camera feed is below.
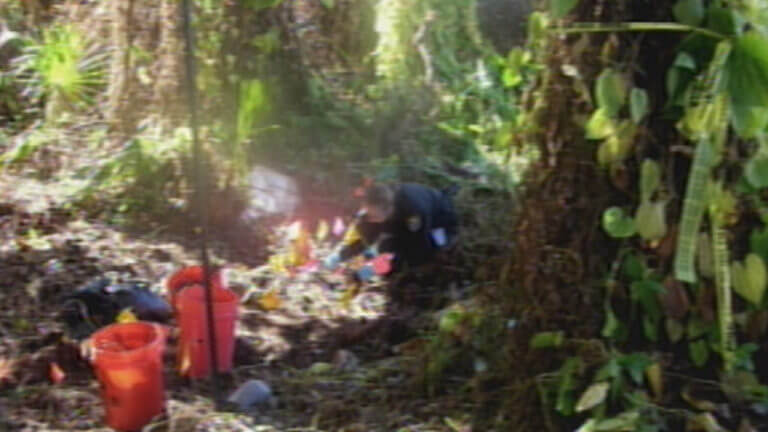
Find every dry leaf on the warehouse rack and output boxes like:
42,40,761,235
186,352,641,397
339,284,360,309
660,277,690,319
49,362,65,384
656,224,678,258
575,381,610,412
269,253,289,274
25,278,43,299
308,362,333,375
445,417,472,432
289,225,312,267
316,220,329,242
258,289,283,311
286,221,302,240
178,341,191,376
645,362,663,400
682,385,718,411
394,338,429,356
342,224,362,246
686,413,727,432
739,418,757,432
0,357,16,383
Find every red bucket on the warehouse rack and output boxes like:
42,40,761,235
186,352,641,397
90,322,166,432
176,285,239,378
166,266,226,312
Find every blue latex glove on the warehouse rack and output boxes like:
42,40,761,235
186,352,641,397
356,264,375,282
323,252,342,270
362,245,378,260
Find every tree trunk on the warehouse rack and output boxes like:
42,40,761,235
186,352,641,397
106,0,136,137
154,0,184,130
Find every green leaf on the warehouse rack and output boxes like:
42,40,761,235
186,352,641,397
596,68,627,117
666,64,697,106
596,138,620,166
528,12,550,41
688,413,728,432
710,224,735,371
575,382,610,412
630,88,650,124
502,68,522,88
666,318,685,343
698,232,715,278
439,307,465,334
674,52,698,70
744,152,768,189
673,0,704,26
237,79,269,144
690,339,710,367
640,159,661,202
727,32,768,112
503,48,529,88
597,121,636,166
556,357,583,415
630,280,664,320
244,0,285,11
731,104,768,139
687,317,712,340
586,108,616,139
619,353,652,385
707,6,744,37
551,0,579,19
750,227,768,263
250,30,281,54
635,201,668,241
595,411,640,431
595,358,621,382
602,207,637,238
530,331,565,349
707,182,737,226
602,305,621,339
576,419,598,432
623,254,646,281
733,343,759,372
732,254,767,306
643,316,659,342
320,0,334,8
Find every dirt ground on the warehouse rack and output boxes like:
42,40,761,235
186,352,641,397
0,172,478,432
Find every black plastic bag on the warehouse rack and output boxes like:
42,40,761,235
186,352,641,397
60,278,172,339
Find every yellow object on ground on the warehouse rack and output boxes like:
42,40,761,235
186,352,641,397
258,289,283,311
115,308,138,323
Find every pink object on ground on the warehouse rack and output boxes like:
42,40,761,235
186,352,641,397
372,253,394,275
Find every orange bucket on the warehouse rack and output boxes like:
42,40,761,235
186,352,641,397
176,285,239,378
90,322,166,432
166,266,226,312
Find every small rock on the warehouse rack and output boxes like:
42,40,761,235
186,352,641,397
308,362,334,375
333,349,360,372
227,380,274,411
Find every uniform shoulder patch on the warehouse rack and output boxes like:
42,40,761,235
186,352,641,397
406,215,422,232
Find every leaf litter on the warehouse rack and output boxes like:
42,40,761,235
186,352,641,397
0,173,472,431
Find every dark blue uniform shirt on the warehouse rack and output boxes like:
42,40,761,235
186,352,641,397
339,183,458,268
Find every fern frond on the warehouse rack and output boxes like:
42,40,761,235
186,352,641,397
674,137,715,283
711,221,735,371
